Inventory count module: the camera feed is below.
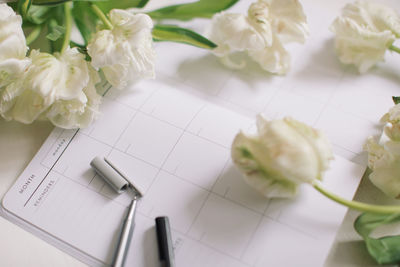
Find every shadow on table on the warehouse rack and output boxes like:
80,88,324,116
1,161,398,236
176,53,282,95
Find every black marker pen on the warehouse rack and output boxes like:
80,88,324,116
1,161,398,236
155,216,175,267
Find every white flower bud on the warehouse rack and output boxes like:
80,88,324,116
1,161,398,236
231,116,333,198
364,135,400,199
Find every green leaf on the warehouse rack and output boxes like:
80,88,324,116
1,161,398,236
72,2,99,45
46,23,65,41
32,0,70,5
152,24,217,49
147,0,239,20
46,5,64,53
32,0,107,6
27,6,52,24
96,0,150,14
393,96,400,105
354,212,400,264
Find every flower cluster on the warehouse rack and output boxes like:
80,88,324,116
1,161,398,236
365,103,400,199
1,47,101,128
231,115,333,198
0,3,155,129
207,0,309,74
331,1,400,73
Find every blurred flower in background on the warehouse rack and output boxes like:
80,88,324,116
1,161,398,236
331,1,400,73
365,102,400,199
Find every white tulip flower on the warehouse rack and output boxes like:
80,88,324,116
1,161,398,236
0,4,30,88
331,1,400,73
364,102,400,198
88,9,155,89
0,47,102,128
208,0,308,74
380,103,400,141
364,133,400,199
381,103,400,123
208,12,270,69
231,115,333,198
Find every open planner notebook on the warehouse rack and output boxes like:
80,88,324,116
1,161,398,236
2,0,400,265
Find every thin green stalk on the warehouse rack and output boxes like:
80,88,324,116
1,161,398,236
61,2,72,53
26,25,42,46
313,182,400,214
90,4,113,30
389,44,400,54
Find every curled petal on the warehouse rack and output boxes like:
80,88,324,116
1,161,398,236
284,117,334,172
7,89,51,123
0,4,27,61
232,131,298,198
0,58,30,88
251,0,309,43
341,1,400,37
102,63,129,90
208,12,272,57
0,4,29,89
88,30,125,69
26,48,89,103
369,156,400,199
383,123,400,142
248,35,290,74
46,66,102,129
381,103,400,123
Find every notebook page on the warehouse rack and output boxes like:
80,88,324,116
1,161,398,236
2,76,365,266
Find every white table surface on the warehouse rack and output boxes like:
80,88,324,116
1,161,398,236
0,119,399,267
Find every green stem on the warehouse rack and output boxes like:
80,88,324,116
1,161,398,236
313,182,400,214
90,4,113,30
389,44,400,54
61,2,72,53
26,25,42,46
18,0,31,20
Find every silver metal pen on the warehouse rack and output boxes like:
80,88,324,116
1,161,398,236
112,197,138,267
91,157,144,267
